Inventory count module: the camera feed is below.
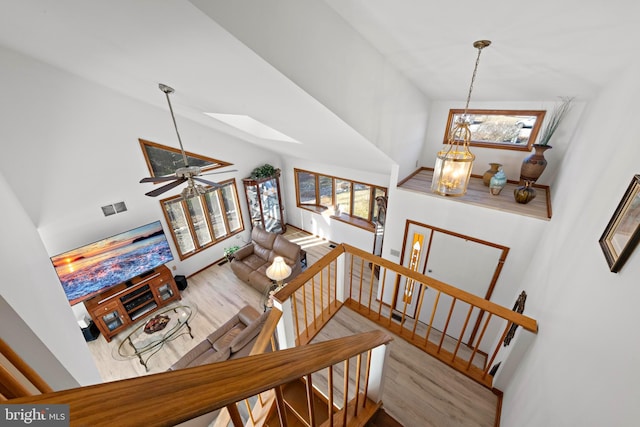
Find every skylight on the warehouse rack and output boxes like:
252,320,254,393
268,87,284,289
205,113,300,143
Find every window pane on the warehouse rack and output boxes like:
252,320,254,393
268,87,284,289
221,184,242,232
186,196,212,247
164,200,195,255
335,179,351,214
260,178,282,233
353,183,371,219
298,171,316,204
205,190,227,238
319,175,333,207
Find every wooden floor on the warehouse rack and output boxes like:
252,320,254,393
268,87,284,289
86,226,497,426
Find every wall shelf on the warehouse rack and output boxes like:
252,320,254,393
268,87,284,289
398,168,551,220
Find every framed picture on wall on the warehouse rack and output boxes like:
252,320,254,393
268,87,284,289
599,174,640,273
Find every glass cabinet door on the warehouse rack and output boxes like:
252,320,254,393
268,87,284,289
243,172,285,234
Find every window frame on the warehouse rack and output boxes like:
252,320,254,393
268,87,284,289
294,168,387,232
160,179,244,260
444,109,546,151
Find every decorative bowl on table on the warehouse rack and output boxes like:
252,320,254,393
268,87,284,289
144,314,170,334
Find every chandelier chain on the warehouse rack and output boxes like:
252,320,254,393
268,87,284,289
463,42,489,115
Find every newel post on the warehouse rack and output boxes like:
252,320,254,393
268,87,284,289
367,342,391,403
273,298,296,350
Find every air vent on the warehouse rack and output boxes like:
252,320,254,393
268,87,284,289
101,201,127,217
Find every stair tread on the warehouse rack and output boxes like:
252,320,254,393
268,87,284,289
366,408,403,427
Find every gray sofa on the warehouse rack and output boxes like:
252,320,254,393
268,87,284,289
230,226,302,294
168,305,268,371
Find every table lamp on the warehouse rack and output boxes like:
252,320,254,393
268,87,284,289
266,256,292,291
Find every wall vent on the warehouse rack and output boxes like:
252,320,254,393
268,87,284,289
101,201,127,216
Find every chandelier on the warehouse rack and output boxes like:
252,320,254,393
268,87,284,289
432,40,491,196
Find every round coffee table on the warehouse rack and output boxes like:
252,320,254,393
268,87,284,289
113,304,197,371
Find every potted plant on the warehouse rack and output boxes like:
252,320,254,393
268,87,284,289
223,245,240,262
519,96,574,184
250,164,278,179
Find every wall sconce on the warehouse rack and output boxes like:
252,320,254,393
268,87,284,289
432,40,491,197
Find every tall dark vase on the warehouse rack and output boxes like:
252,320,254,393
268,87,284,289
520,144,551,183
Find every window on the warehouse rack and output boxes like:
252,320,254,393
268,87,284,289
161,179,244,259
444,109,546,151
294,169,387,230
139,138,233,177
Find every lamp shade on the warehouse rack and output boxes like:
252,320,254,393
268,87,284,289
266,256,292,282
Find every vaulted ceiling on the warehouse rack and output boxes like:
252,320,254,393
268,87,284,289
0,0,636,172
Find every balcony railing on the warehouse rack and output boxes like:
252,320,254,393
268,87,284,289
273,243,538,388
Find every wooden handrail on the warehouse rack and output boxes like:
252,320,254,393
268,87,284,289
341,243,538,333
8,331,392,427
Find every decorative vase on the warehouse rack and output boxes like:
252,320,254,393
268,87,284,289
483,163,502,186
520,144,551,183
514,180,536,204
489,168,507,195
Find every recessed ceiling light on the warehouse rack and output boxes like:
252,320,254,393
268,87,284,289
205,113,300,143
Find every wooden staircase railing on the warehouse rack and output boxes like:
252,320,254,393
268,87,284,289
0,337,53,400
273,243,538,388
7,330,392,427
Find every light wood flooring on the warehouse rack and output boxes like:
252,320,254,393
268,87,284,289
86,227,497,426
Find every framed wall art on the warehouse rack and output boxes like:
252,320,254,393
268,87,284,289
599,174,640,273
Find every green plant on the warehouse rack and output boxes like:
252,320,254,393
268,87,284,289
223,245,240,260
538,97,574,146
250,164,277,179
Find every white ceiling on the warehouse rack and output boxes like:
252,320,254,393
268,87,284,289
0,0,637,171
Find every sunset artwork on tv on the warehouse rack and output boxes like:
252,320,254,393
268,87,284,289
51,221,174,305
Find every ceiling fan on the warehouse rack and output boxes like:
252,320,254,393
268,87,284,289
140,83,236,199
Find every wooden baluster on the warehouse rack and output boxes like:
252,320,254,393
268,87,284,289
411,282,427,339
483,322,512,379
367,263,376,314
353,354,362,416
349,254,355,299
452,305,474,360
327,366,334,427
301,282,308,340
292,290,302,341
424,290,441,347
244,398,256,426
377,267,388,320
320,268,324,322
437,298,457,353
227,403,243,427
362,349,372,408
305,374,316,427
467,313,493,370
275,385,289,427
358,257,365,305
311,276,317,330
342,358,350,426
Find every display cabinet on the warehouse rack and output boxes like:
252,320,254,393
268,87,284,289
243,170,285,234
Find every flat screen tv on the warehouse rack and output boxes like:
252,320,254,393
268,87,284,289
51,220,174,305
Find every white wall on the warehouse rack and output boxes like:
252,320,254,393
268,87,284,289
192,0,429,180
0,45,280,384
0,173,101,387
501,62,640,425
419,100,585,186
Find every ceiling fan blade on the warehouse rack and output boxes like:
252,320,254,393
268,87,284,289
193,177,221,188
199,169,238,176
140,176,178,183
144,178,187,197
